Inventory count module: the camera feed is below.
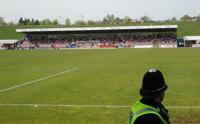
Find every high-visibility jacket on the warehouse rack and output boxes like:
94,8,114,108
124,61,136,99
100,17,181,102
129,100,168,124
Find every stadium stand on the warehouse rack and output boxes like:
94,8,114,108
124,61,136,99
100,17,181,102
16,25,177,49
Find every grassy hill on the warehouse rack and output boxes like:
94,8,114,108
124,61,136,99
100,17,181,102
0,22,200,39
0,26,23,40
178,22,200,38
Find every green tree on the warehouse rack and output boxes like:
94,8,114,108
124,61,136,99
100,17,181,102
196,15,200,22
41,18,52,25
31,18,35,25
115,17,122,24
102,14,116,24
52,19,59,25
35,19,40,25
140,15,151,22
171,17,177,22
23,18,30,25
0,17,6,25
18,17,23,25
65,18,71,26
123,16,132,24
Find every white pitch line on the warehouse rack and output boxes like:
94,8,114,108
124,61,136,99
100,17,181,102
0,103,200,109
0,67,79,93
167,106,200,109
0,104,130,108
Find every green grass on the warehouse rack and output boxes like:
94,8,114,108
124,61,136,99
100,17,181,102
177,22,200,38
1,21,200,39
0,48,200,124
0,26,23,39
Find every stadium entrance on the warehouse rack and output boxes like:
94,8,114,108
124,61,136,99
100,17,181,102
16,25,177,49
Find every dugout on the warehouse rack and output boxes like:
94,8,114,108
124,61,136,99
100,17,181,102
16,25,177,48
183,36,200,47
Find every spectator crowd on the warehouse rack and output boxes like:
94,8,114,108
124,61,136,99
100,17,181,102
19,33,177,49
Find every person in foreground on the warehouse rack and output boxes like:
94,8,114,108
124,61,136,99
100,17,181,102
129,68,170,124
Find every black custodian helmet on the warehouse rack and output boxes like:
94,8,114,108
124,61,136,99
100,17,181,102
140,69,168,98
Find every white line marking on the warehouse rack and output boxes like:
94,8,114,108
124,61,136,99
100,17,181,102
0,103,200,109
0,68,79,93
0,104,130,108
167,106,200,109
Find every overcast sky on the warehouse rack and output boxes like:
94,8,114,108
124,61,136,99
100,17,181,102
0,0,200,23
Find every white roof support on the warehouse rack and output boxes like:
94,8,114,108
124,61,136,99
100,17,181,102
0,40,18,44
16,25,177,33
183,36,200,41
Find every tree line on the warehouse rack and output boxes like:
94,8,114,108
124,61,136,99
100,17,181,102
0,14,200,26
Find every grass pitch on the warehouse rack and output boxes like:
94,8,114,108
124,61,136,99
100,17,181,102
0,48,200,124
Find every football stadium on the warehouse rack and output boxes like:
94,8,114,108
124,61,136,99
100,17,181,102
0,22,200,124
1,1,200,123
0,48,200,124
